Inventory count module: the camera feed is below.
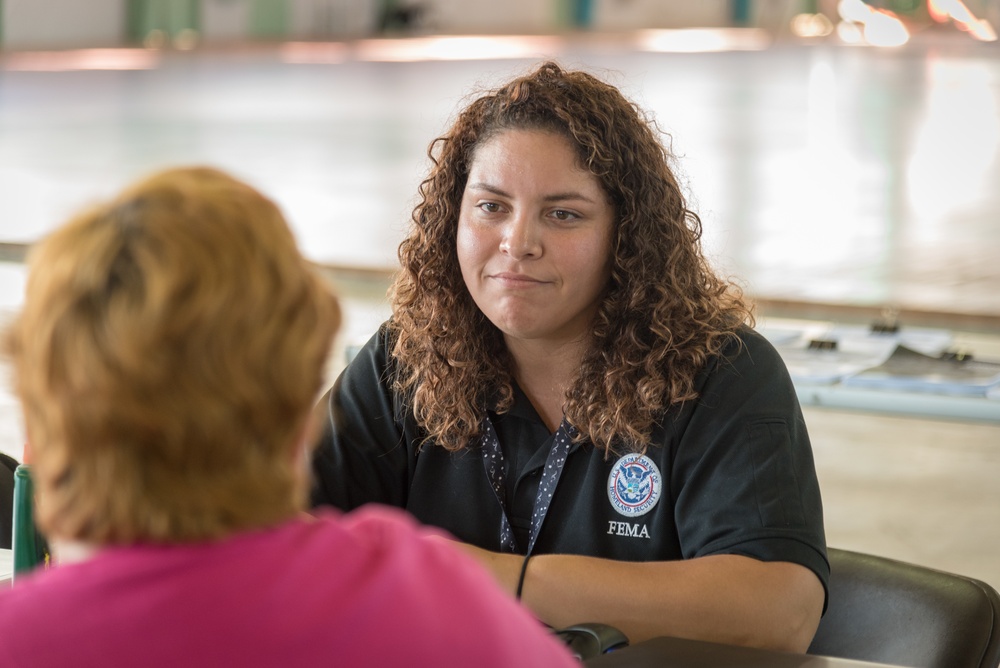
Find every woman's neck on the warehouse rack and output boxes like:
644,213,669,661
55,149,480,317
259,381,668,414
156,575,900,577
505,336,588,433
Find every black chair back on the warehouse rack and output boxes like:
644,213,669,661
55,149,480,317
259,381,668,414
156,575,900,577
0,452,17,550
809,548,1000,668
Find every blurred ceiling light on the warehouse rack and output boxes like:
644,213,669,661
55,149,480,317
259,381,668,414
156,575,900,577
929,0,976,23
864,10,910,46
1,49,160,72
836,0,910,46
636,28,770,53
837,0,874,24
928,0,997,40
837,20,865,43
967,19,998,41
280,42,349,64
354,35,562,62
791,13,835,38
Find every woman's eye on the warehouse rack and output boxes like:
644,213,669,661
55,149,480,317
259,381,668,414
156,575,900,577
552,209,578,221
478,202,501,213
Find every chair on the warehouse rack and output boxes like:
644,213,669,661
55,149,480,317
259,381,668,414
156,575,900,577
808,547,1000,668
8,463,48,580
0,452,17,550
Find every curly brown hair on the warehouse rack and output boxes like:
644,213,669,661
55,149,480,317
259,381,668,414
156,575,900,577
390,61,752,455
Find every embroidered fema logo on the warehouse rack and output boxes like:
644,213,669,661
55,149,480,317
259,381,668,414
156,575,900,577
607,454,662,517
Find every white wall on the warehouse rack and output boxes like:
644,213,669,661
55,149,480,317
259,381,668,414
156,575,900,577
592,0,734,31
409,0,770,35
286,0,380,38
425,0,558,34
0,0,775,50
201,0,253,41
200,0,380,42
2,0,126,49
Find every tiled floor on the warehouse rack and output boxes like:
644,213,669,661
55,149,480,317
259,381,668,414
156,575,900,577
0,30,998,591
806,407,1000,591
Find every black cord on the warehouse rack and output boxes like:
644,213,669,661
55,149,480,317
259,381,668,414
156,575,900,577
516,554,531,600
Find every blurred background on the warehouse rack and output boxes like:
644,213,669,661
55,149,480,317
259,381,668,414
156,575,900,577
0,0,998,591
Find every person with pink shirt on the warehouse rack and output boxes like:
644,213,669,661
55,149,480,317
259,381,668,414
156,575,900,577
0,166,577,668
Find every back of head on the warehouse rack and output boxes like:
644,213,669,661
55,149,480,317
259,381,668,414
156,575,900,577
3,167,340,545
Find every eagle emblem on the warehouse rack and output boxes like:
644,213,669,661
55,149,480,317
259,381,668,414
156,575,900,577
607,454,662,517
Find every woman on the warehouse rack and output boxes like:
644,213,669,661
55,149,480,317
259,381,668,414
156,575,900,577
312,62,828,652
0,167,576,667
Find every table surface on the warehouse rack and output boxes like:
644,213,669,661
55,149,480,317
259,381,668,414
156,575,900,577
584,636,904,668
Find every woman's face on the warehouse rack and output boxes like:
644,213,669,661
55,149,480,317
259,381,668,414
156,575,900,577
457,129,615,349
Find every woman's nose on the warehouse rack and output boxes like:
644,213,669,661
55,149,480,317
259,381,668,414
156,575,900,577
499,213,541,259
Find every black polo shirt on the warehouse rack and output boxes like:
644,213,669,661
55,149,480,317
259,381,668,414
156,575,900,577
311,324,829,592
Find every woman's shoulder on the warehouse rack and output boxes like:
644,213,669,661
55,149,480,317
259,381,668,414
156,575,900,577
310,507,577,665
325,503,439,544
339,321,398,379
698,324,793,390
720,323,784,363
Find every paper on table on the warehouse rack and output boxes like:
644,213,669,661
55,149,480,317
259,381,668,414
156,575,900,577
843,346,1000,397
774,344,893,385
766,323,956,386
823,324,954,357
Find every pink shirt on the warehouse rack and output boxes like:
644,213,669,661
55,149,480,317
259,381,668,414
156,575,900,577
0,507,577,667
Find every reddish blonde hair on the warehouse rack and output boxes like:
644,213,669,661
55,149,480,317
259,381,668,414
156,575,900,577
3,167,340,544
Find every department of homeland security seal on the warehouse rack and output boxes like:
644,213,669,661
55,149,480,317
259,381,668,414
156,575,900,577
607,453,662,517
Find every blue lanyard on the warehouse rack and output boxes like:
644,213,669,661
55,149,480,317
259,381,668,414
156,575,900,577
479,414,576,555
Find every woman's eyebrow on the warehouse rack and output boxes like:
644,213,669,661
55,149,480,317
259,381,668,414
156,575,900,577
466,182,596,204
466,182,509,198
541,192,596,204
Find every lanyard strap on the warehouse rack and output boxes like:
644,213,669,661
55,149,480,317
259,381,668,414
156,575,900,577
479,414,575,555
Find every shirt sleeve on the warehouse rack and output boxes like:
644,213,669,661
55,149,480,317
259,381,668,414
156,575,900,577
669,328,830,597
310,324,415,511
